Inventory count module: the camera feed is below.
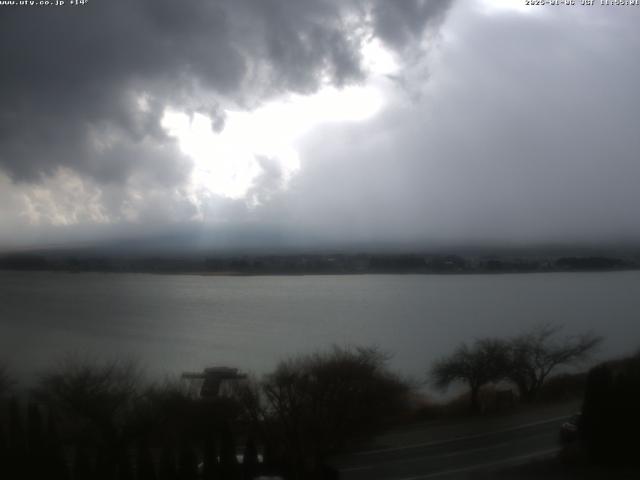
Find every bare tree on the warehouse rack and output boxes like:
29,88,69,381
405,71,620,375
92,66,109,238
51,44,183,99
506,324,602,402
0,363,14,397
261,346,412,479
431,338,510,413
33,356,144,448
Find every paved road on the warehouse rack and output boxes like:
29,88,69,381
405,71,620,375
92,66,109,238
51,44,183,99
335,413,573,480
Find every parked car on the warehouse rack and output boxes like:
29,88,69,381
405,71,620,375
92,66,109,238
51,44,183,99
560,413,582,443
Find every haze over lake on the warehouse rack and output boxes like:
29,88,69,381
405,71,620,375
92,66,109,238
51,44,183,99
2,270,638,385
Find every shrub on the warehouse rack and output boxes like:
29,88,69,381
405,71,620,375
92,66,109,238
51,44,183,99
261,346,412,477
582,352,640,465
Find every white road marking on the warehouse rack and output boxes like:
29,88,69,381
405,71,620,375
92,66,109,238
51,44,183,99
351,415,569,457
396,448,560,480
341,441,513,473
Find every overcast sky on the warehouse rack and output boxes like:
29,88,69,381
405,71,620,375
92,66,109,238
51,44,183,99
1,0,639,251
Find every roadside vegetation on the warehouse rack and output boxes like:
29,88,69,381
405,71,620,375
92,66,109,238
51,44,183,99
475,350,640,478
0,325,627,479
430,324,601,413
0,363,13,397
0,347,412,480
580,350,640,466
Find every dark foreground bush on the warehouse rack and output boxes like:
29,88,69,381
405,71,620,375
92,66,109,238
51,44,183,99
1,348,414,479
582,352,640,465
0,364,13,398
247,346,413,479
537,372,587,403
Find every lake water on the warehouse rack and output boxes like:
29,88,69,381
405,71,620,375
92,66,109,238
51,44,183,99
1,270,639,385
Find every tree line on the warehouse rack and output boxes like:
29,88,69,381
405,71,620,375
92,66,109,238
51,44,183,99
431,324,602,412
0,325,601,479
0,347,411,480
1,252,636,275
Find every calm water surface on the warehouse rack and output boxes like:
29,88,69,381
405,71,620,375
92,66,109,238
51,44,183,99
1,271,639,382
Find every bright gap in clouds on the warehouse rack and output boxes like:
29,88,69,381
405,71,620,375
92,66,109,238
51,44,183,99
162,85,384,204
162,40,394,206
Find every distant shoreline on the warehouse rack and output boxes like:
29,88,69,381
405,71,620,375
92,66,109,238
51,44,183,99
155,267,640,277
1,251,638,276
1,267,639,277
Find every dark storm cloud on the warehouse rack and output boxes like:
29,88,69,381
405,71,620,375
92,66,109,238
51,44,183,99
0,0,453,187
12,0,638,250
276,4,640,246
370,0,451,50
